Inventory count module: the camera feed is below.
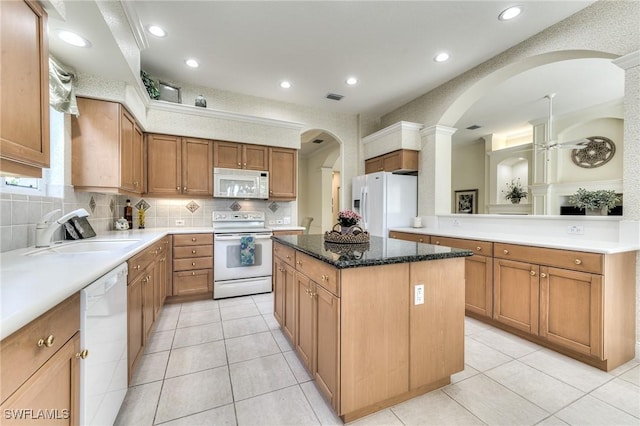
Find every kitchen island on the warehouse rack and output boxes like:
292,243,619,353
272,235,472,422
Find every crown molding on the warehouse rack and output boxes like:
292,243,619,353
613,50,640,70
121,0,149,51
362,121,423,145
420,124,457,137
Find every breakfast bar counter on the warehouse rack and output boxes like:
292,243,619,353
271,235,472,421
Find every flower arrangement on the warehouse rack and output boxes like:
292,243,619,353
140,70,160,100
569,188,620,212
503,178,528,203
337,209,361,227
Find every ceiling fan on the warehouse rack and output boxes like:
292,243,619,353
533,93,589,151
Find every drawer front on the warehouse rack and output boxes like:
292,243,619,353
173,270,213,296
389,231,430,243
295,251,339,296
174,245,214,259
128,252,153,282
274,242,296,267
173,257,213,272
494,243,603,274
173,233,213,247
431,236,493,256
1,293,80,403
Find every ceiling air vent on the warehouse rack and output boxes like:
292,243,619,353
326,93,344,101
312,139,324,144
466,124,482,130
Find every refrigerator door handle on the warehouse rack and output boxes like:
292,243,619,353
362,187,368,228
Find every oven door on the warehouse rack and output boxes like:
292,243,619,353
214,233,273,281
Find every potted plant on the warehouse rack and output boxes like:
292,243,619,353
503,179,528,204
337,209,362,234
569,188,620,215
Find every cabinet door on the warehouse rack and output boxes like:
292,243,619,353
213,141,242,169
493,259,539,335
133,124,144,193
154,256,165,319
243,144,269,170
0,0,49,177
540,267,603,358
282,263,296,343
182,138,212,196
172,269,213,297
269,147,297,200
146,134,182,196
273,257,286,327
119,109,136,192
383,150,418,173
142,270,155,340
365,157,383,174
295,274,313,371
465,255,493,318
0,332,80,426
314,284,340,412
127,275,144,382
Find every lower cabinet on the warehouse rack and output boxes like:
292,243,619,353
313,284,340,406
127,271,144,382
493,259,540,335
171,233,214,299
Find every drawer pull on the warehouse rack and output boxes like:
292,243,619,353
321,274,328,281
134,264,141,271
37,335,55,348
192,249,197,254
192,272,196,276
192,237,197,242
540,272,547,278
286,255,291,259
304,288,310,295
434,240,440,245
575,259,582,265
418,238,424,242
476,246,482,251
142,276,150,283
75,349,89,359
278,268,285,272
296,260,302,265
192,262,196,266
310,291,317,298
530,270,536,276
503,249,509,255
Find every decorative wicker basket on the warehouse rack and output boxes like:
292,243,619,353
324,224,370,244
323,241,370,260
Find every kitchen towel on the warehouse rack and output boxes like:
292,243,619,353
240,235,256,266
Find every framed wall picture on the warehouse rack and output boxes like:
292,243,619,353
455,189,478,214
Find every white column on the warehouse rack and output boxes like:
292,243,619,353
419,125,457,216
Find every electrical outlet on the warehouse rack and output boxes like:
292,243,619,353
283,216,291,225
452,219,460,227
175,219,185,226
567,225,584,235
414,284,424,305
276,219,284,225
268,220,276,225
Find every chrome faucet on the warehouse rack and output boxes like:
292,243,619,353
35,208,90,247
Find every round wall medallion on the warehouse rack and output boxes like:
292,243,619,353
571,136,616,169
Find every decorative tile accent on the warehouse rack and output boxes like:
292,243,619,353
89,196,96,213
109,199,115,213
230,201,241,211
269,202,279,213
135,199,151,211
186,200,200,213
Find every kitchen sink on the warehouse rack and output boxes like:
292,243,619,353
25,239,140,256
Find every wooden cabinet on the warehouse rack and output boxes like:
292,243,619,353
213,141,269,171
493,258,540,335
146,134,213,197
295,273,313,370
269,147,297,200
365,150,418,174
313,284,340,408
0,0,50,178
127,270,144,382
71,97,144,195
171,233,214,298
273,230,304,236
0,294,81,425
273,246,297,342
389,231,430,243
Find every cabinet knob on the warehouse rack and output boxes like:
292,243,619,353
37,335,55,348
177,186,181,190
278,268,285,272
575,259,582,265
540,272,547,278
419,238,423,242
237,162,241,167
310,291,317,298
296,260,302,265
192,249,197,254
192,262,196,266
434,240,440,245
192,272,196,276
75,349,89,359
243,163,247,166
269,190,273,194
321,274,328,281
286,255,291,259
503,249,509,255
476,246,482,251
530,270,536,276
192,237,197,242
184,187,187,191
134,264,141,271
134,181,138,187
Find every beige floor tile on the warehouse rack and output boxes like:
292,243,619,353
225,331,280,364
222,314,269,338
555,395,639,425
179,299,219,313
130,351,169,386
535,415,569,425
272,328,294,352
609,359,639,377
451,364,480,384
590,378,640,418
155,366,233,424
519,349,613,392
284,350,313,383
443,374,549,425
165,340,228,378
485,360,584,413
391,389,483,425
464,337,513,372
159,403,236,426
256,300,274,314
300,381,342,425
235,385,319,425
220,303,261,321
229,353,297,401
155,309,180,331
177,308,222,328
251,292,273,304
263,313,281,330
469,328,541,358
346,409,402,425
218,296,256,307
114,381,162,426
172,321,224,348
144,329,175,354
619,365,640,387
464,317,492,335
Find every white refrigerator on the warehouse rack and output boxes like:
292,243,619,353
352,172,417,237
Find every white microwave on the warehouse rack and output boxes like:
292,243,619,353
213,167,269,199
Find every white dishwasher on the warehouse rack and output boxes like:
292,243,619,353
81,263,128,426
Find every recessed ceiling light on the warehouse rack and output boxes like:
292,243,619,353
499,6,522,21
434,52,450,62
147,25,167,37
346,77,358,86
56,30,91,47
280,81,291,89
185,59,199,68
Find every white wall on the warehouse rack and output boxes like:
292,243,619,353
451,141,485,213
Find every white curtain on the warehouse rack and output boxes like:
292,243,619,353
49,56,79,115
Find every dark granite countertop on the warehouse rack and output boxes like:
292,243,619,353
272,235,473,269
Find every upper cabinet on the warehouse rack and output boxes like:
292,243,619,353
146,134,212,197
0,0,49,178
269,147,297,200
365,149,418,174
213,141,269,171
71,97,144,195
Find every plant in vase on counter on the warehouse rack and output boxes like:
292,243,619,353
569,188,620,214
503,179,528,204
337,210,362,233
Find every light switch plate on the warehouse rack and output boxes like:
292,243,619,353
175,219,185,226
283,217,291,225
415,284,424,305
